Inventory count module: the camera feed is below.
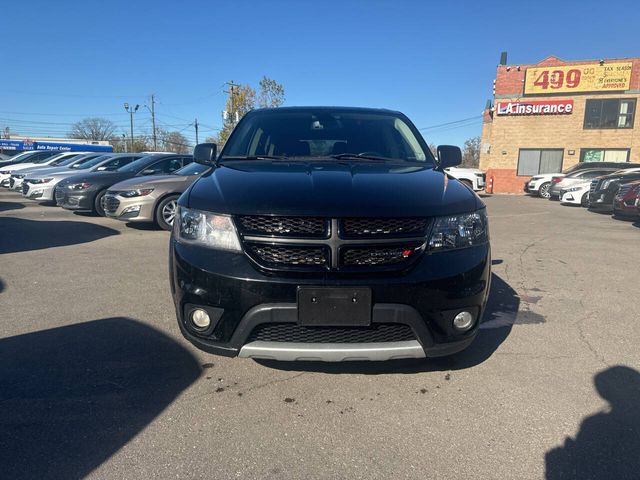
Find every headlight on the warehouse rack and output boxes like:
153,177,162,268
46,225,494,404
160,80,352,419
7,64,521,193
428,210,489,251
601,179,613,189
1,170,13,175
566,186,584,192
13,174,25,179
174,207,241,252
68,182,92,190
30,178,53,184
120,188,154,198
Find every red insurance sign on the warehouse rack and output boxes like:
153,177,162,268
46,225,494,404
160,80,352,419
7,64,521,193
496,100,574,116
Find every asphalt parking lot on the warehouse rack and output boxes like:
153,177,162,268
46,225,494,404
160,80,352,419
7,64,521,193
1,190,639,480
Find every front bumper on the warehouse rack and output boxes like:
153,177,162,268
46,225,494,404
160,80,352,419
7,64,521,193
55,188,95,211
22,182,56,201
171,240,491,361
588,191,614,212
525,181,539,193
9,177,24,191
103,193,155,222
613,198,640,218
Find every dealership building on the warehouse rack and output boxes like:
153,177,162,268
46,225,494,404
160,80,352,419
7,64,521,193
479,54,640,193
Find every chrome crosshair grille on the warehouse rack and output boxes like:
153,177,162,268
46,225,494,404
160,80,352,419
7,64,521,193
235,216,430,272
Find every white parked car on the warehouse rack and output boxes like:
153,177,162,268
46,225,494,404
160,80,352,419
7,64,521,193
8,152,89,191
524,173,564,198
444,167,486,191
560,181,592,207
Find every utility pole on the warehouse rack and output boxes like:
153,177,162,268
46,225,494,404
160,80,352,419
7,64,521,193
194,118,199,144
143,95,158,150
150,94,157,150
224,81,240,125
124,103,139,152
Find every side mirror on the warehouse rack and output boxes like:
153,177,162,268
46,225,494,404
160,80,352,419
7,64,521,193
436,145,462,169
193,143,217,166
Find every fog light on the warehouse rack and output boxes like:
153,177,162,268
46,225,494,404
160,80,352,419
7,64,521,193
190,308,210,330
453,311,474,331
123,205,141,213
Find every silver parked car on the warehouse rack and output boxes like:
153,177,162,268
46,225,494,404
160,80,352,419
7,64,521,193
104,161,208,230
22,153,143,202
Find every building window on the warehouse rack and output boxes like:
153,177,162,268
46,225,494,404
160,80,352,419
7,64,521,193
517,149,564,176
580,149,630,163
584,99,635,129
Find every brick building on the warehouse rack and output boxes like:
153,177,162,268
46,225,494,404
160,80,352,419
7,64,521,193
479,54,640,193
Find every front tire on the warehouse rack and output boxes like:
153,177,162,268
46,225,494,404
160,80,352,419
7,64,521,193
155,195,179,231
93,189,107,217
581,192,589,207
538,182,551,199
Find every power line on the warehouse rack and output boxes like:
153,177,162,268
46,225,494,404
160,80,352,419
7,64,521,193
418,115,483,131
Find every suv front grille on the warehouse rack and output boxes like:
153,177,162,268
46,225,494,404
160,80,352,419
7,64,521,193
342,245,419,266
247,323,415,343
237,216,327,237
245,243,329,268
237,216,429,273
341,217,428,237
617,184,631,197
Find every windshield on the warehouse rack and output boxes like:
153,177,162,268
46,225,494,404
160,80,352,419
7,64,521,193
48,154,76,166
33,154,55,164
56,155,82,166
116,155,157,173
221,109,433,164
174,162,208,176
70,155,112,169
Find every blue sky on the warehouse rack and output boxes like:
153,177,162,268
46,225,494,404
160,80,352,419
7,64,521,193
2,0,639,147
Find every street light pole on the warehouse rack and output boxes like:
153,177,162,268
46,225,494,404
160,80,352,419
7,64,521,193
124,102,140,152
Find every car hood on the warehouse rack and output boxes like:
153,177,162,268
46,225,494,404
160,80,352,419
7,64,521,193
58,171,136,188
186,160,482,217
109,174,197,192
3,162,40,172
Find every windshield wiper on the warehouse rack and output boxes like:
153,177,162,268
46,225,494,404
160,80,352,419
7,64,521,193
330,153,394,162
220,155,289,161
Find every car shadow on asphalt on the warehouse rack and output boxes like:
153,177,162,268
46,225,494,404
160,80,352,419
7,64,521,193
545,365,640,479
255,272,519,374
0,200,25,212
0,317,201,480
0,216,119,254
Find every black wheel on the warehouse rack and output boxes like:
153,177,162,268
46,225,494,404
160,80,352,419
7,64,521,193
538,182,551,198
580,192,589,207
155,195,179,231
93,189,107,217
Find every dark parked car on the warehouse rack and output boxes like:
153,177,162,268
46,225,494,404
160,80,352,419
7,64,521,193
613,180,640,219
56,153,193,216
589,169,640,213
170,107,490,362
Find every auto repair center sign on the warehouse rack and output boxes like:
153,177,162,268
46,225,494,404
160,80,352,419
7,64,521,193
496,100,574,116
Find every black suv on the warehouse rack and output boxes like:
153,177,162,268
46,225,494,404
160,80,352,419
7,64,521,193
588,169,640,213
170,107,490,362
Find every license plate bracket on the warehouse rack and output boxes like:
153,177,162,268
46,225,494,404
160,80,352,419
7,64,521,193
297,287,372,326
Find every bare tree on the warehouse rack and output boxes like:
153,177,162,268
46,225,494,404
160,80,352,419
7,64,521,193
159,130,191,153
461,136,481,168
257,76,285,108
69,118,117,141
